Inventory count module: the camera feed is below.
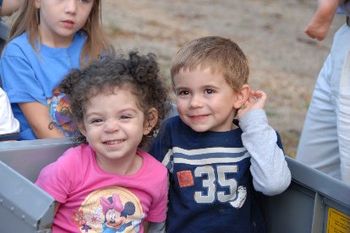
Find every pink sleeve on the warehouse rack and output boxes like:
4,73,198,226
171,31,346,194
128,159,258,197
35,147,80,203
146,169,168,222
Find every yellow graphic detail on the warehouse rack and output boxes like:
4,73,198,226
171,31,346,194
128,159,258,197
327,208,350,233
73,187,144,233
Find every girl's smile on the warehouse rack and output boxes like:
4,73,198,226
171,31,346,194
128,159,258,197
80,86,147,175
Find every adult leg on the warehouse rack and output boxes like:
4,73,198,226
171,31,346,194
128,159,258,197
335,24,350,184
296,48,340,179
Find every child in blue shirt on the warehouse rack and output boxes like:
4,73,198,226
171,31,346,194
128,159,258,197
0,0,112,140
150,36,291,233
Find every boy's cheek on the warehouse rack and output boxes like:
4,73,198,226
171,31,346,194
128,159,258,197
175,99,184,108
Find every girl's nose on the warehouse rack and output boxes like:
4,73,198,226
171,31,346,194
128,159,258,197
64,0,77,14
104,119,119,132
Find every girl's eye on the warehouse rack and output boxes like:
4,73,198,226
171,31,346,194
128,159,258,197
90,118,102,124
120,115,133,120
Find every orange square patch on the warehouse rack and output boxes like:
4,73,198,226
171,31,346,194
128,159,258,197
177,170,194,188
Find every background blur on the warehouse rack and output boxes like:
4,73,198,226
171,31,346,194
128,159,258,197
3,0,338,155
101,0,345,156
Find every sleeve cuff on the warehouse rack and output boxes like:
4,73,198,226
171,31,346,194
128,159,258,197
239,109,268,131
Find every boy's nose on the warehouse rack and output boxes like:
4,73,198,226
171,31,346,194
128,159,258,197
64,0,77,14
189,95,203,108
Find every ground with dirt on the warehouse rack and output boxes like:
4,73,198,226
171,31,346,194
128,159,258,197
101,0,345,156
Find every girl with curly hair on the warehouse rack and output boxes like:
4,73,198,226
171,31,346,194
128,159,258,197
36,52,171,233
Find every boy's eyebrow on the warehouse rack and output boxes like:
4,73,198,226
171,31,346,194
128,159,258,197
173,84,189,90
174,84,219,89
202,84,219,89
174,86,187,89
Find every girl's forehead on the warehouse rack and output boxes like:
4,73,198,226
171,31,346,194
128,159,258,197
87,84,131,95
85,85,139,106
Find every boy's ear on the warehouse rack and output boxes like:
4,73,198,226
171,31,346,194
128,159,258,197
233,84,250,109
143,108,159,135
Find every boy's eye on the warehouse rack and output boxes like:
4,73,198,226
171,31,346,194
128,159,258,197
204,89,215,94
79,0,92,3
176,90,190,96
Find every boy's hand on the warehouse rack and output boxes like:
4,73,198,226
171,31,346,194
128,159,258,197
237,90,266,119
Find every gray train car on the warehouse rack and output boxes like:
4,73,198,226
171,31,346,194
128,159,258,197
0,138,349,233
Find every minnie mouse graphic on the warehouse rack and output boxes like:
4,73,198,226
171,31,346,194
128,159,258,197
100,194,137,233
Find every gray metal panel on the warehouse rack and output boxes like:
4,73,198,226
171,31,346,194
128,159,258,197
0,139,72,233
266,156,350,233
0,161,54,233
287,156,350,208
265,182,315,233
1,140,349,233
0,138,73,182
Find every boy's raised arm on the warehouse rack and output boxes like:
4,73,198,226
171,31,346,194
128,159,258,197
239,109,291,196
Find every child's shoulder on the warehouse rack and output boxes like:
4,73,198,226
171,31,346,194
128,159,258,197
2,32,31,56
57,144,93,165
6,32,29,46
138,150,167,172
164,114,180,123
162,115,187,129
157,115,190,138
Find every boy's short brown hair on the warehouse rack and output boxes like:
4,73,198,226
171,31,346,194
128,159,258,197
171,36,249,91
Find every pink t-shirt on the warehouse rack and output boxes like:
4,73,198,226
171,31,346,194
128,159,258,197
36,144,168,233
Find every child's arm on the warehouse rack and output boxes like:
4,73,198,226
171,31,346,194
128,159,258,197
236,90,266,119
0,0,23,16
144,221,166,233
1,42,65,139
19,102,64,138
238,91,291,196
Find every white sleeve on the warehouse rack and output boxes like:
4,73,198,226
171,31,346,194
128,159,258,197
0,88,19,135
239,109,291,196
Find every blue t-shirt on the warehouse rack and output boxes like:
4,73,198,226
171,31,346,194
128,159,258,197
0,31,86,140
149,116,269,233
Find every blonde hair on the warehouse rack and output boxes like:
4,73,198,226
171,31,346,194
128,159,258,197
171,36,249,91
9,0,113,66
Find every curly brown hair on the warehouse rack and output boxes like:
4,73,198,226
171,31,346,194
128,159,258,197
60,52,171,146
